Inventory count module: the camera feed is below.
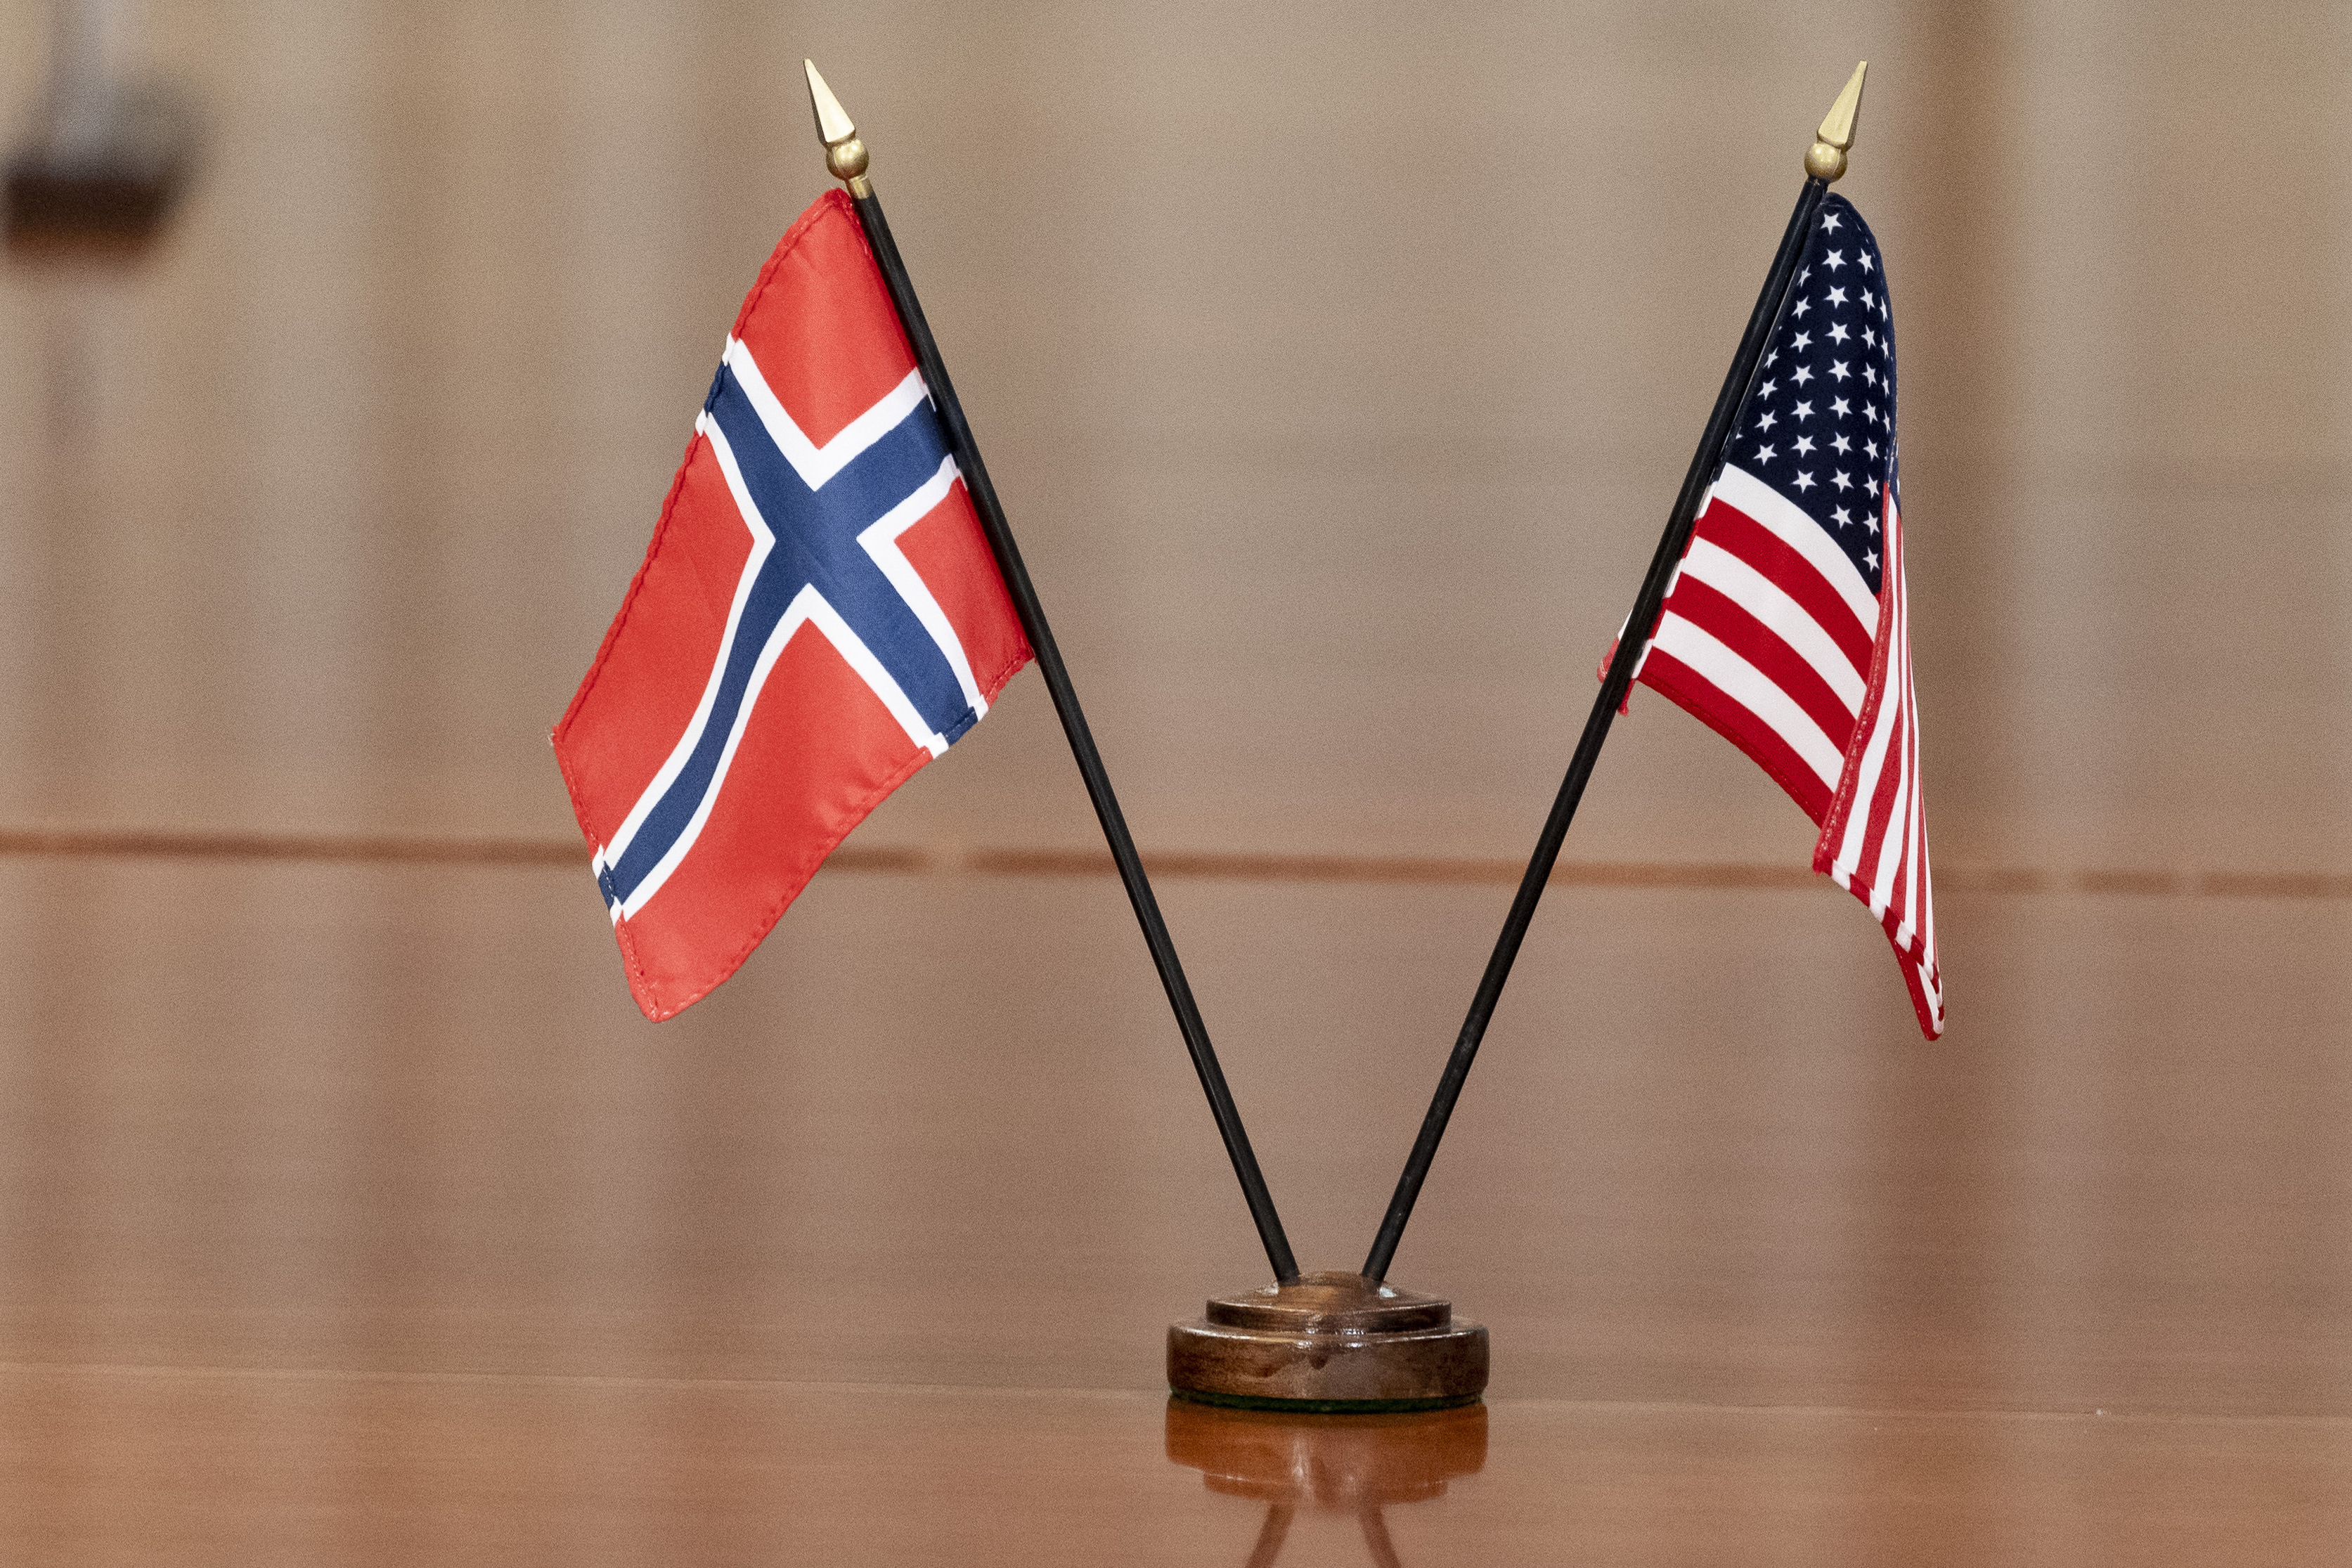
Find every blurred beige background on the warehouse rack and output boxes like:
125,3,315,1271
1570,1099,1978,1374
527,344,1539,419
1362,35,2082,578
1,5,2350,1560
4,1,2346,874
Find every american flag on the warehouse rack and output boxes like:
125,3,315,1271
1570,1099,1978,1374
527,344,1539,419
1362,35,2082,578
1628,193,1942,1037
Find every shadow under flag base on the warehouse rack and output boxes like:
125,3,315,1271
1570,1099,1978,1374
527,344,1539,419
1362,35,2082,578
1167,1271,1487,1412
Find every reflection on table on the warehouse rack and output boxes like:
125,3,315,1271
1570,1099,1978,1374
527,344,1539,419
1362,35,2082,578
1165,1397,1487,1567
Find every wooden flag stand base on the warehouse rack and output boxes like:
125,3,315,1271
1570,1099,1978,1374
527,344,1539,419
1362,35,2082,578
1167,1271,1488,1412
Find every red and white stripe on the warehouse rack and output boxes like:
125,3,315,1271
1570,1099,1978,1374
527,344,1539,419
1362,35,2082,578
1633,463,1944,1038
1814,480,1940,1035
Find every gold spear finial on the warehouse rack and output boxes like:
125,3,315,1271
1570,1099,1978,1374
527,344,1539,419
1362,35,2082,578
1804,61,1867,183
804,59,871,195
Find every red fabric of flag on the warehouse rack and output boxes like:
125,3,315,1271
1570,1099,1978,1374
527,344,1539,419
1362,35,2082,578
555,191,1031,1020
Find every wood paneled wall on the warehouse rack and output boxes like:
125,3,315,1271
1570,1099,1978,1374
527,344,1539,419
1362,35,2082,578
1,1,2344,875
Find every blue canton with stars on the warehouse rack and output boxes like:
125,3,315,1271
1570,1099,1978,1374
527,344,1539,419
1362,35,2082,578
1732,193,1895,595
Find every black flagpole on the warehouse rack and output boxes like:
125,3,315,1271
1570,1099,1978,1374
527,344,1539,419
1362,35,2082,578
1360,67,1868,1283
804,63,1300,1283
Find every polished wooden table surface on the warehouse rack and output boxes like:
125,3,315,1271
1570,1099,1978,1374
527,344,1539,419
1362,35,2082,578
6,1375,2344,1565
0,855,2346,1562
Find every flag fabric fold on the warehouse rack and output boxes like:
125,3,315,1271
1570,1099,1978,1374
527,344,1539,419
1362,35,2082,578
555,190,1032,1020
1622,193,1943,1037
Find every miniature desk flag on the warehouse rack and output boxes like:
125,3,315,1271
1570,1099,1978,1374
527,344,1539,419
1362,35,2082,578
554,190,1031,1020
1620,193,1943,1038
1360,65,1933,1295
552,63,1298,1278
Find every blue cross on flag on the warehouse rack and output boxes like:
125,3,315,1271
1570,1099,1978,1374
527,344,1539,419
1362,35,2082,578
556,191,1032,1019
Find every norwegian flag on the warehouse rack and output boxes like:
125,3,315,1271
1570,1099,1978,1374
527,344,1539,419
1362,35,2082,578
555,190,1031,1019
1624,194,1942,1037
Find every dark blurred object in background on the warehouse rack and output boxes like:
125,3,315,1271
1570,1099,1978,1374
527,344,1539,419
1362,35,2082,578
6,0,194,258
